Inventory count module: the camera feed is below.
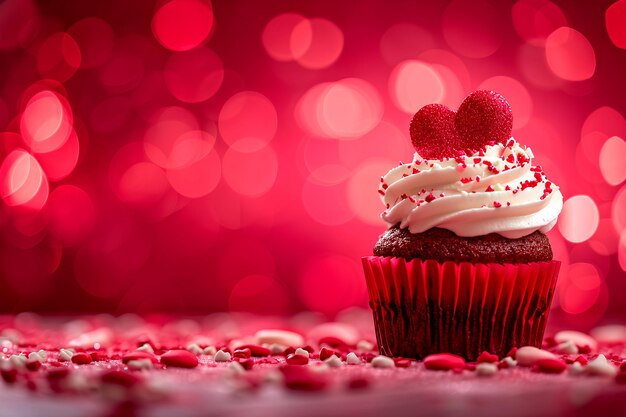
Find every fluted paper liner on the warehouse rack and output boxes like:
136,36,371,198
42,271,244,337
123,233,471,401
362,256,560,361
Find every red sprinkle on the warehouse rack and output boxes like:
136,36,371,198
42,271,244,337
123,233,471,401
477,351,499,364
122,351,158,364
71,352,92,365
347,376,370,390
25,359,42,371
286,354,309,365
485,185,494,192
234,348,251,359
1,369,18,384
535,358,566,374
393,358,412,368
160,350,199,368
319,347,338,361
425,193,436,203
234,344,271,357
236,358,254,370
507,347,518,359
493,201,502,208
424,353,465,371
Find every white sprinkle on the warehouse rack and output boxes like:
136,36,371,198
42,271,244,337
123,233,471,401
356,340,374,352
59,348,74,362
516,346,556,366
324,354,342,368
585,354,617,377
294,348,309,358
555,330,597,352
371,355,395,369
590,325,626,344
346,352,361,365
476,362,498,377
37,350,47,359
137,343,154,354
127,359,153,370
255,330,304,348
569,362,585,376
556,340,579,355
269,343,286,355
28,352,45,363
228,361,246,375
214,350,231,362
9,354,26,369
203,346,217,356
186,343,203,356
502,356,517,368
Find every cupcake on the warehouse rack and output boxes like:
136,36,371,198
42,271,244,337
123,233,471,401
362,90,563,361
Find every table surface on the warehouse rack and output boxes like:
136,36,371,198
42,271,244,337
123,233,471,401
1,311,626,417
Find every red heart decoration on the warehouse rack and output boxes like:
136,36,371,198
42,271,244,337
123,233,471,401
409,90,513,159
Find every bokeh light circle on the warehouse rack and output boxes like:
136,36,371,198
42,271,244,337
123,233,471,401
477,76,533,129
67,17,114,68
599,136,626,186
218,91,277,150
558,195,599,243
512,0,568,45
164,47,224,103
118,162,169,206
606,0,626,49
380,23,435,65
152,0,214,51
166,149,221,198
262,13,308,61
545,27,596,81
291,18,344,69
442,0,502,58
559,263,603,315
20,90,73,153
35,128,80,181
47,185,95,246
222,144,278,197
36,32,82,82
302,176,354,226
613,184,626,232
0,149,49,210
619,231,626,272
389,60,444,113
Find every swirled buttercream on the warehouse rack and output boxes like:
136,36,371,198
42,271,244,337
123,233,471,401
379,139,562,238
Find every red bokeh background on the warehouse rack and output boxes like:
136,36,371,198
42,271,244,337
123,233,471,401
0,0,625,328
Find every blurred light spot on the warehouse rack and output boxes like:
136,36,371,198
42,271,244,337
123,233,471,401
478,76,533,128
380,23,435,65
262,13,308,61
118,162,169,206
152,0,214,51
307,164,351,186
302,177,353,226
613,184,626,232
222,143,278,197
558,195,599,243
347,159,395,225
512,0,567,45
599,136,626,185
291,18,343,69
589,218,620,256
164,46,224,103
299,135,342,177
318,78,383,139
218,91,277,151
67,17,114,68
295,82,332,137
0,149,49,210
442,0,502,58
35,128,80,181
144,107,215,170
518,43,563,89
418,49,471,91
606,0,626,49
581,106,626,142
559,263,602,315
0,0,37,51
36,32,81,82
229,275,289,315
298,255,366,316
20,90,73,153
47,185,95,246
389,60,444,113
166,149,221,198
545,27,596,81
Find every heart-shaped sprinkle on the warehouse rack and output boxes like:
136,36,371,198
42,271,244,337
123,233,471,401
409,90,513,159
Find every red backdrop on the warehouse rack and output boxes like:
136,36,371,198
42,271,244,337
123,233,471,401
0,0,625,328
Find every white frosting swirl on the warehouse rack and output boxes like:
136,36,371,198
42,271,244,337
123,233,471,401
379,139,563,238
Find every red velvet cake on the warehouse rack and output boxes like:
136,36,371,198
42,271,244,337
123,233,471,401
363,90,564,360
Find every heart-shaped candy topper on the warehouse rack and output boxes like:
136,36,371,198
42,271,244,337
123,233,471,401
409,90,513,159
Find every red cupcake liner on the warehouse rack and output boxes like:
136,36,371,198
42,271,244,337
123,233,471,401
362,256,560,361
